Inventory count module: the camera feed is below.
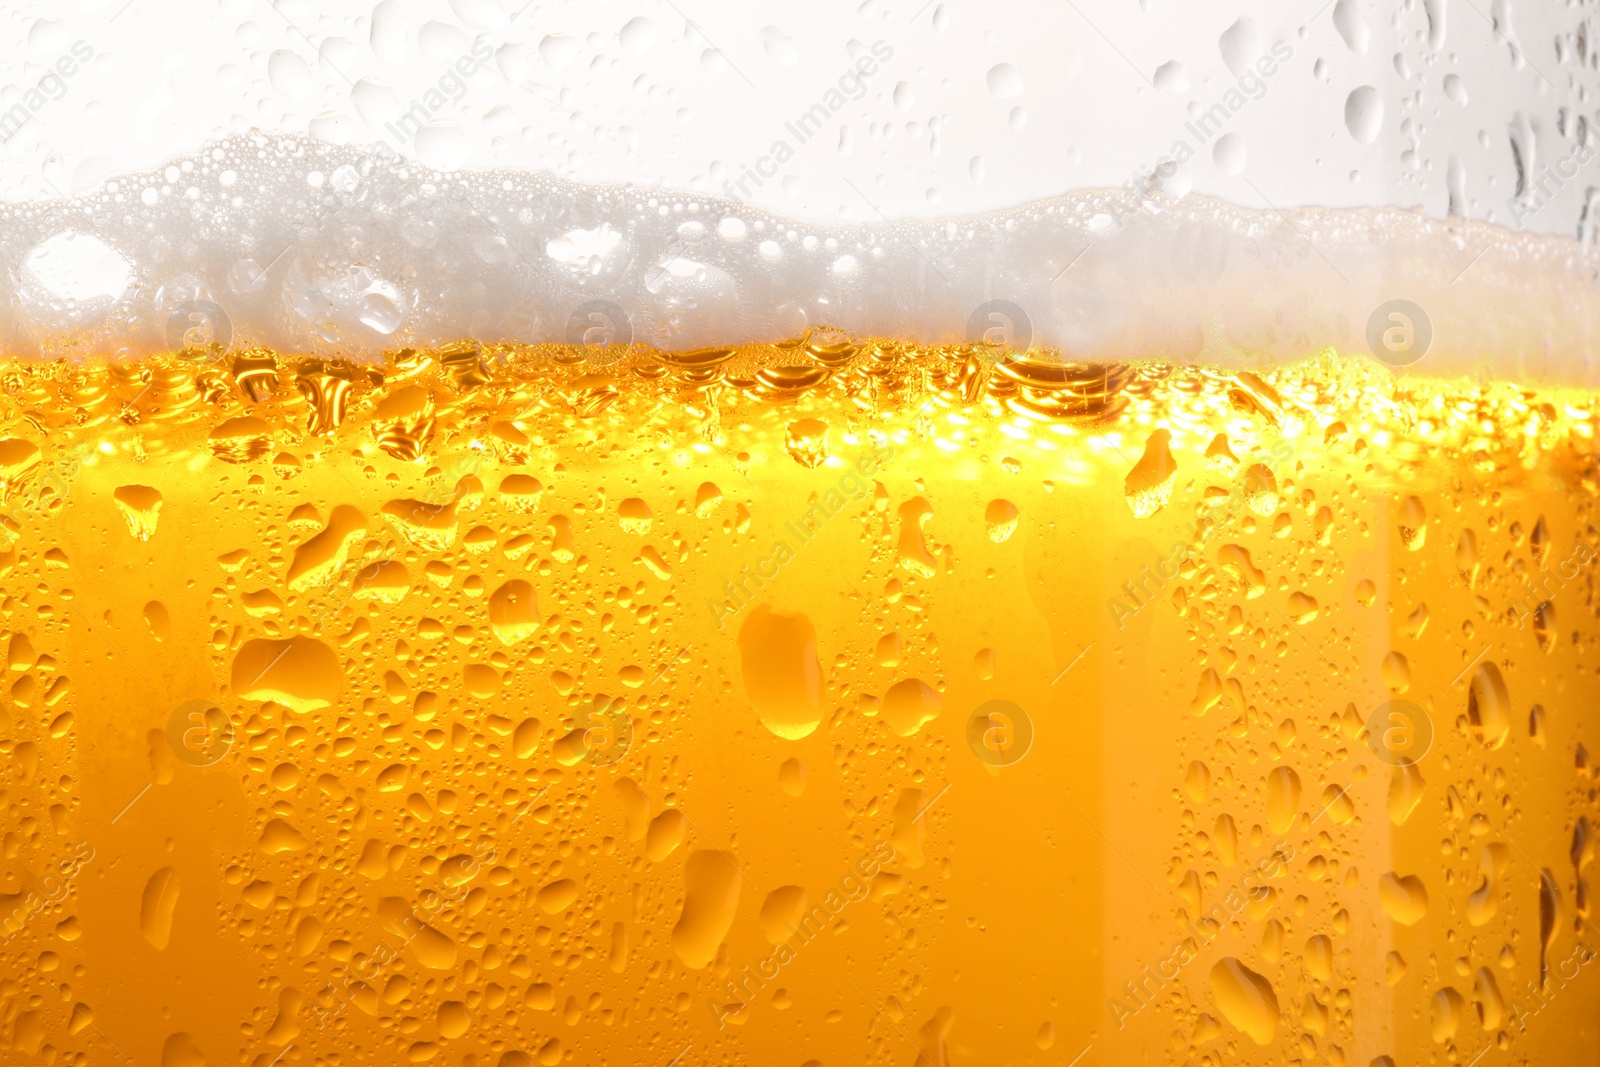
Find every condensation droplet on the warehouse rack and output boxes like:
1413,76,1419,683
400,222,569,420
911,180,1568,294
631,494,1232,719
1345,85,1385,143
986,63,1023,99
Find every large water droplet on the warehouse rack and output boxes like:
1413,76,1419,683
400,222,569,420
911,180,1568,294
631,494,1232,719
139,867,180,950
738,606,822,739
1332,0,1371,54
1153,61,1188,93
1218,18,1263,76
882,678,942,737
1209,957,1279,1045
1345,85,1384,143
759,26,799,65
672,850,742,968
1212,133,1247,175
113,485,163,541
1379,871,1430,924
1124,429,1176,517
267,50,316,99
986,63,1023,99
618,16,656,55
232,637,345,712
18,231,132,330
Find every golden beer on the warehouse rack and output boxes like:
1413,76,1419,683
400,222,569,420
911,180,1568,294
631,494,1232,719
0,336,1594,1067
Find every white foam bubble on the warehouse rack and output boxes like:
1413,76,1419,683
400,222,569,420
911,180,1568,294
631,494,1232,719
17,231,132,333
2,132,1598,384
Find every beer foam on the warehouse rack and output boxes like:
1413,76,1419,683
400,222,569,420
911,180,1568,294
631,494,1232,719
4,131,1598,384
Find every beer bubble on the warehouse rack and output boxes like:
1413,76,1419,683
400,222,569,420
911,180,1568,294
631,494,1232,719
284,258,409,341
18,231,132,331
966,699,1033,766
227,257,269,296
2,134,1599,381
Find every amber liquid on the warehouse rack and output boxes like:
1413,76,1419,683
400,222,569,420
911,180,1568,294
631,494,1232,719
0,338,1596,1067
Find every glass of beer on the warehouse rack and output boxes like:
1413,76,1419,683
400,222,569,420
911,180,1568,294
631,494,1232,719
0,3,1594,1067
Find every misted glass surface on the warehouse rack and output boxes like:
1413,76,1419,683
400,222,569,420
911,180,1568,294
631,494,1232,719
1,3,1598,1067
